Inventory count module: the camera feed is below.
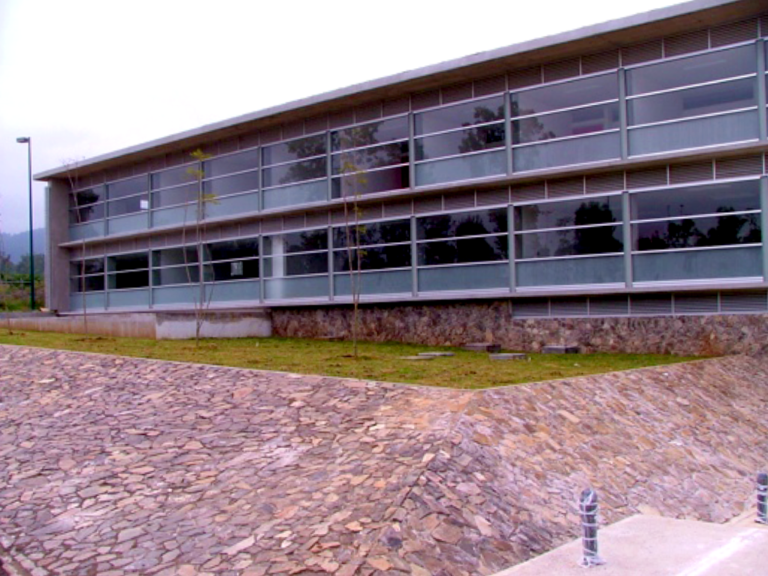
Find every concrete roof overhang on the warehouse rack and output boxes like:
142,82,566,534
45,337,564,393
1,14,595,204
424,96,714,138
35,0,766,181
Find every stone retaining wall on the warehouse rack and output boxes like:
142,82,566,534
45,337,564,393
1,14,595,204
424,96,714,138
272,302,768,356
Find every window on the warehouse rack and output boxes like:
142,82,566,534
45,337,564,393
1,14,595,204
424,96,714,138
626,44,759,155
70,258,105,292
203,238,259,282
69,186,105,224
152,247,200,286
511,73,620,172
108,253,149,290
263,229,328,277
415,96,506,186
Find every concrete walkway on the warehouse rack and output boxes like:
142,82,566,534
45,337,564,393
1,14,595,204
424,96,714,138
0,345,766,575
494,514,768,575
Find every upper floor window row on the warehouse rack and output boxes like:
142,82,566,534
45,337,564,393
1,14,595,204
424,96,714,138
69,42,767,235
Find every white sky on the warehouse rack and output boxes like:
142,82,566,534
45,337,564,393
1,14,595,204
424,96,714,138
0,0,681,236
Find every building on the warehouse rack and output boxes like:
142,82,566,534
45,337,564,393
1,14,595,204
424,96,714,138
36,0,768,352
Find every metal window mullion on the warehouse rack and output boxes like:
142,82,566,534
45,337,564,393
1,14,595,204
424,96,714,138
258,236,265,303
256,146,263,212
326,132,333,202
505,94,513,175
761,177,768,283
622,191,633,288
410,216,418,296
618,68,629,160
757,39,767,141
328,226,334,302
408,112,416,190
508,204,516,292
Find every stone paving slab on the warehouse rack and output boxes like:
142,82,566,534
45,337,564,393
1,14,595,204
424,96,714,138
0,345,767,575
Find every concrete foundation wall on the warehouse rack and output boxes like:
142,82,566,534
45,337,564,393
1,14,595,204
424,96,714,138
2,310,272,340
271,302,768,356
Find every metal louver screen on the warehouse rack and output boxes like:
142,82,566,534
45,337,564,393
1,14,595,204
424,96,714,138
508,67,542,90
542,58,581,83
383,201,413,218
710,18,758,47
547,178,585,199
715,155,764,179
720,291,768,313
621,40,663,66
663,30,709,57
512,299,549,318
444,192,476,211
550,298,589,317
673,294,719,315
413,197,443,215
668,161,714,185
626,168,668,190
588,296,630,316
581,50,619,74
476,189,510,207
629,295,673,315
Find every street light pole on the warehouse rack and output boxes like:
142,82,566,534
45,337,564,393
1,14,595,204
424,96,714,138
16,137,35,311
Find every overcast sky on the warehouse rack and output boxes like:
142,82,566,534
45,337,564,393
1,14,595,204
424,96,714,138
0,0,681,237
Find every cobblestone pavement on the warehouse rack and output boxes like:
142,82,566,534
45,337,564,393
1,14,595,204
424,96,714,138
0,345,767,575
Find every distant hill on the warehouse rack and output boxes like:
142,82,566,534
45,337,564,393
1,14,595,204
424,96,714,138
0,229,46,263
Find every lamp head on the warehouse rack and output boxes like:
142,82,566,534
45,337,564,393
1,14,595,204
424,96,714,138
16,137,30,144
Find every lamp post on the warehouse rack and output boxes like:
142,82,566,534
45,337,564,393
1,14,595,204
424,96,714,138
15,137,35,311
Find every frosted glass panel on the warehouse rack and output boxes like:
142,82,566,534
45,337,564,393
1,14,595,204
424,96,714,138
208,280,260,302
204,192,259,219
152,206,193,228
334,270,411,296
109,289,150,308
628,110,759,156
263,181,327,210
69,293,106,311
513,132,619,172
108,213,148,235
517,255,624,287
418,263,508,292
153,285,199,305
415,150,506,186
265,276,328,300
633,247,762,282
70,221,105,240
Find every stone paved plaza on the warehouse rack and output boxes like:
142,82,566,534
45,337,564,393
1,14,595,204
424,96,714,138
0,345,767,575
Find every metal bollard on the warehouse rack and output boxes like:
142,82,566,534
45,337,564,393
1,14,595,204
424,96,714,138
757,472,768,525
579,488,605,567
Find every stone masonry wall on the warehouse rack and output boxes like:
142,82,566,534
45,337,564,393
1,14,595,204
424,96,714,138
272,302,768,356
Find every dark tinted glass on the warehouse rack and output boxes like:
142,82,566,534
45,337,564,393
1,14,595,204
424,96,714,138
110,270,150,289
71,187,105,207
109,253,149,272
332,166,409,198
204,148,260,177
334,245,411,271
635,214,761,250
417,208,508,240
516,197,622,231
333,219,410,248
70,203,105,224
262,134,326,166
513,103,620,144
511,74,618,117
332,117,408,151
631,181,760,220
206,239,260,261
264,230,327,255
284,253,328,276
516,226,623,259
418,235,508,265
152,247,199,267
626,44,756,96
416,124,505,160
415,96,504,135
263,158,326,187
628,78,756,125
73,258,104,275
207,260,260,281
109,176,147,199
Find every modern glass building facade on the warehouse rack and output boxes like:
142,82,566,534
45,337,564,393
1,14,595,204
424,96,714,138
39,0,768,319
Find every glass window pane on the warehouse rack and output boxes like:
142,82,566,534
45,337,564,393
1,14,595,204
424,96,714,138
626,44,756,96
263,181,327,210
415,150,506,186
333,219,410,248
511,74,619,117
516,226,623,258
109,270,150,289
334,245,411,271
516,255,624,286
109,176,147,199
285,253,328,275
419,235,508,265
109,194,149,216
516,197,623,231
332,117,408,151
153,266,199,286
70,203,105,224
633,246,762,282
71,186,105,207
513,103,619,144
334,269,411,296
72,258,105,275
204,170,259,197
204,148,260,177
153,247,199,267
262,134,326,166
207,260,260,281
263,158,326,187
332,142,408,173
631,180,760,220
418,263,509,291
634,214,761,250
415,96,504,135
153,183,198,208
416,124,505,160
418,208,508,240
332,165,410,198
151,166,194,190
264,230,328,255
513,131,620,172
628,78,756,125
109,253,149,272
205,239,260,261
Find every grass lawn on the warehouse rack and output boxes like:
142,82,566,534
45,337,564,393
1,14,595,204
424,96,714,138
0,330,700,389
